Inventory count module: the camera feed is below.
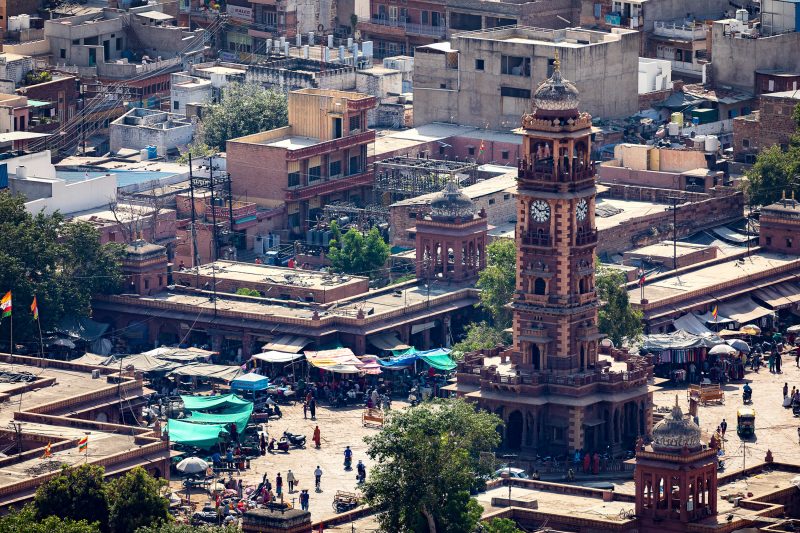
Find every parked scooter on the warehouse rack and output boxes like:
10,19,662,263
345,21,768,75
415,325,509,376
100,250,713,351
282,431,306,448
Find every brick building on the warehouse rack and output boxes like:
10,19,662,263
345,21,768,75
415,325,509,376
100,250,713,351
733,90,799,162
227,88,377,237
759,197,800,255
122,241,169,296
15,74,79,132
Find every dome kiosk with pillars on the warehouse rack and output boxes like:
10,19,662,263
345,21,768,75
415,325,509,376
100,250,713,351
454,52,652,456
414,180,488,282
634,398,718,526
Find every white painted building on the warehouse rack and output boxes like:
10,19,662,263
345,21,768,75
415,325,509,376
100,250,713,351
638,57,672,93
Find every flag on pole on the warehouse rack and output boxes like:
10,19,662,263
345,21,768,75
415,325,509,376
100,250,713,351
42,442,52,459
77,436,88,452
478,140,485,154
712,305,718,322
0,292,10,319
638,270,646,286
30,296,38,321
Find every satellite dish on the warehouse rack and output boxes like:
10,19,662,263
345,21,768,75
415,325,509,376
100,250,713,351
355,30,362,40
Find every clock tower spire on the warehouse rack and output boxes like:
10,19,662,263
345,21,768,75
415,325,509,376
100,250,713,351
512,52,599,374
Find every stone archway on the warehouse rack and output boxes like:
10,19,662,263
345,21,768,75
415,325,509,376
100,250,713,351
506,410,524,450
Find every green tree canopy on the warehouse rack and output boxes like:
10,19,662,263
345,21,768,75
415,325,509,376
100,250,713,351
476,239,516,328
197,82,288,150
479,518,525,533
0,191,124,345
452,321,511,358
136,525,239,533
745,103,800,206
328,226,390,278
107,467,169,533
596,267,642,347
0,504,99,533
33,464,109,531
363,399,502,533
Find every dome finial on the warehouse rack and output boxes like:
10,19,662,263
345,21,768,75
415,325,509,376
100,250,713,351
553,49,560,74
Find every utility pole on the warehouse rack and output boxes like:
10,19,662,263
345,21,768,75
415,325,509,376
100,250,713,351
189,154,200,287
666,196,680,270
208,156,218,317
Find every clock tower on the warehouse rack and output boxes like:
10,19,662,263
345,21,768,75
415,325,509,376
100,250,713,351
512,52,599,374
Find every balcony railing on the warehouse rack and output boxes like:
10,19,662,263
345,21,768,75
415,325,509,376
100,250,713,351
285,170,373,201
363,17,446,38
521,232,551,247
654,21,707,41
285,130,375,161
575,230,598,246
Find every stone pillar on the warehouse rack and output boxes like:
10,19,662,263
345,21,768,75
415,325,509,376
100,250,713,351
241,332,253,358
211,334,223,354
354,335,366,355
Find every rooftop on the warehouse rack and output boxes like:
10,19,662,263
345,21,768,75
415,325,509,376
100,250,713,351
448,25,633,46
391,171,517,207
186,261,368,291
625,241,713,259
373,123,521,159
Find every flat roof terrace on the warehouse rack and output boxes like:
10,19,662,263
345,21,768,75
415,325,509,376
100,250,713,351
185,261,368,291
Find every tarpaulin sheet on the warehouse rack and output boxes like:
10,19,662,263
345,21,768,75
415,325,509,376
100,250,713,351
57,316,109,342
673,313,715,336
263,335,311,354
251,351,305,364
231,373,269,391
119,354,181,374
142,347,216,363
184,403,253,430
358,356,383,375
754,281,800,310
169,364,242,383
642,330,719,351
718,297,775,324
418,349,456,371
181,394,251,411
166,419,228,449
368,332,410,351
305,348,363,373
71,353,116,366
378,351,419,368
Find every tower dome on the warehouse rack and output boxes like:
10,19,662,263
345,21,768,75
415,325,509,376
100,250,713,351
651,397,702,453
429,180,475,221
532,50,580,116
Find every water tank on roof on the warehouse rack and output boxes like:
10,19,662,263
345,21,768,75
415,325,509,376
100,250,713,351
140,148,150,161
18,14,30,30
705,135,720,152
670,111,683,124
15,165,27,178
7,16,20,32
736,9,749,22
668,122,680,137
146,145,157,159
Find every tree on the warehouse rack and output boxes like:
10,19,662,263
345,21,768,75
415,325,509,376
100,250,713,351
479,518,524,533
0,191,124,345
33,464,109,531
328,227,390,278
476,239,516,328
235,287,261,297
363,399,502,533
177,141,214,164
136,524,239,533
107,467,169,533
0,504,99,533
452,321,510,358
596,267,642,347
197,83,288,150
745,103,800,206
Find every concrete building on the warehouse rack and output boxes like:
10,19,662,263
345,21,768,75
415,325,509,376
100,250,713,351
646,18,709,78
413,26,640,129
0,93,29,133
227,88,377,237
170,73,213,115
733,90,800,162
0,53,34,87
638,57,671,93
45,7,204,80
711,18,800,93
110,108,195,157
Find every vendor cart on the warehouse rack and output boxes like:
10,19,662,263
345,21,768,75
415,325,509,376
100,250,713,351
362,407,384,428
688,384,724,405
737,407,755,438
332,490,361,513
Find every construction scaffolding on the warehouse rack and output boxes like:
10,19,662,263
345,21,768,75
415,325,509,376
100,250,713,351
374,156,479,202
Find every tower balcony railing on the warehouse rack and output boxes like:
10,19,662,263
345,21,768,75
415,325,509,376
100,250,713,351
575,230,598,247
521,231,551,247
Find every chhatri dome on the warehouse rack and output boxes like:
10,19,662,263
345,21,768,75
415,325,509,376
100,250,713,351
650,396,703,453
429,180,476,221
532,50,580,117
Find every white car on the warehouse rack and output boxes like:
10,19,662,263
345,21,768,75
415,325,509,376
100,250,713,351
494,467,529,479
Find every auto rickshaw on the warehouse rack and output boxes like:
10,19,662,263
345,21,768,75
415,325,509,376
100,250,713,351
737,407,756,437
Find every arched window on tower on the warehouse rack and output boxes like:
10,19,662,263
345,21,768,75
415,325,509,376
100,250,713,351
534,278,546,295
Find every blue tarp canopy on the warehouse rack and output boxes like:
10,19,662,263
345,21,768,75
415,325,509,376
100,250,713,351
378,351,419,368
231,372,269,391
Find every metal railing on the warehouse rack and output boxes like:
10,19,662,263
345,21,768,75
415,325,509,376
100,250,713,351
364,17,446,38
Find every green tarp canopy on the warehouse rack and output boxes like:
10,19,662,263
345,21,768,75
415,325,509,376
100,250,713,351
184,403,253,430
419,352,457,371
166,419,228,449
391,347,418,357
181,394,250,411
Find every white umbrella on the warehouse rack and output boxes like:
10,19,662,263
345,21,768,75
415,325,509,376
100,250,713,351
740,324,761,335
726,339,750,353
709,344,737,356
176,456,209,475
787,325,800,334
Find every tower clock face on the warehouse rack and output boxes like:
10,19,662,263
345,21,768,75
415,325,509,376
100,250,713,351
576,199,588,221
530,201,551,223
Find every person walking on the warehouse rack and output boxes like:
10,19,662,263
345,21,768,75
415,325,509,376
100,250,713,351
303,400,308,419
795,345,800,367
287,469,296,493
310,397,317,419
313,425,321,449
797,427,800,444
720,418,728,440
300,489,310,511
314,465,323,492
784,383,789,399
276,472,283,497
776,350,783,373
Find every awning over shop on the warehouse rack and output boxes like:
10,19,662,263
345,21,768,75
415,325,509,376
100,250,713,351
120,354,182,374
379,350,419,368
418,348,456,371
184,403,253,430
368,332,410,351
358,355,383,375
718,297,775,324
696,310,734,324
181,394,251,411
231,372,269,391
673,313,715,336
142,346,216,363
411,321,437,335
642,330,720,351
169,364,242,382
251,351,305,364
71,353,116,366
166,419,228,449
57,316,110,342
263,335,311,354
305,348,364,374
753,281,800,310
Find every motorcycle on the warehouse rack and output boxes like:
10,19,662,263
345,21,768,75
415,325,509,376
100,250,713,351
408,388,420,407
742,389,752,404
263,404,282,418
283,431,306,448
276,438,290,453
